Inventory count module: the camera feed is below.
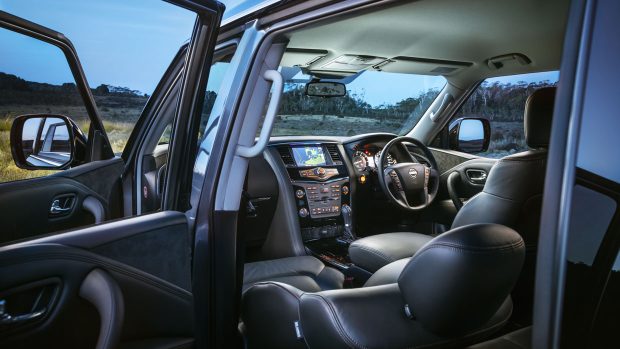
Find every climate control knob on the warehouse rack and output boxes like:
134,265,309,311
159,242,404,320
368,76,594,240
295,189,305,198
299,208,309,218
341,185,349,195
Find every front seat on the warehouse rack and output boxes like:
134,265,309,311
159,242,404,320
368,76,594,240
242,223,525,349
243,255,344,292
349,86,555,273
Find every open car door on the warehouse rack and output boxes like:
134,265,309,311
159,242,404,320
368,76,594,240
0,1,224,348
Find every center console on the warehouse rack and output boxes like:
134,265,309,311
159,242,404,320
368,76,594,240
276,142,370,282
276,142,352,242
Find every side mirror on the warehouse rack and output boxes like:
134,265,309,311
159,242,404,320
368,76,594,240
448,117,491,153
305,81,347,97
10,114,87,170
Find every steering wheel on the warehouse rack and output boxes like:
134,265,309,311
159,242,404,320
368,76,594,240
377,136,440,211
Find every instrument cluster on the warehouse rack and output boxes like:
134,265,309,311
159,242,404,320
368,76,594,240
351,145,396,172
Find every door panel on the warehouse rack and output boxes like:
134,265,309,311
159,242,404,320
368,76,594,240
422,148,497,227
0,212,194,349
0,158,124,244
0,0,224,347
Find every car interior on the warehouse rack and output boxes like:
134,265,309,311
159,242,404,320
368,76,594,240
231,0,569,348
0,0,575,348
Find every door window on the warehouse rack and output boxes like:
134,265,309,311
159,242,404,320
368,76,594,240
437,71,559,158
2,0,196,154
0,28,87,183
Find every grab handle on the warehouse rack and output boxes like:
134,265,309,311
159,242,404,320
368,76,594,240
237,69,283,158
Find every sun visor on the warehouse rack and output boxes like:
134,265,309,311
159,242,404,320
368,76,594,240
280,48,329,68
375,56,472,76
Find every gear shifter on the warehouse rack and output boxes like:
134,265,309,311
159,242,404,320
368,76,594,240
341,204,356,242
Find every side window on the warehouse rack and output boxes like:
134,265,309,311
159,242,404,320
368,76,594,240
139,53,234,215
437,71,559,158
0,28,88,183
199,55,234,140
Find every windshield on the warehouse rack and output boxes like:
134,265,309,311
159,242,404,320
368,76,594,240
271,67,446,137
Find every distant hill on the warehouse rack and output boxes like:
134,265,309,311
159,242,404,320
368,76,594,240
0,72,148,113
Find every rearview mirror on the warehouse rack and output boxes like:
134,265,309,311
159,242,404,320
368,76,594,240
10,114,87,170
305,81,347,97
448,118,491,153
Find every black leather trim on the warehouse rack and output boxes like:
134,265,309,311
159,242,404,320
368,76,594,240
364,258,411,287
241,282,306,349
524,87,556,148
243,256,344,292
349,233,433,272
398,224,525,336
0,244,193,348
299,284,514,349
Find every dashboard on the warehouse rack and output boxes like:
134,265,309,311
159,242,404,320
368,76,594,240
270,133,419,241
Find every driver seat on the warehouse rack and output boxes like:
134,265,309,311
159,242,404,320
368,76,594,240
350,86,555,273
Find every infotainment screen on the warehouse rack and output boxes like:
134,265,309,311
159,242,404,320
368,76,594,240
291,146,327,167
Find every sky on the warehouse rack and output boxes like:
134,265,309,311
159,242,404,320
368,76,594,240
0,0,559,103
0,0,197,95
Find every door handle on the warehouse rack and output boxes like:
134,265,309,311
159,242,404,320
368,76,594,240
0,299,46,325
50,199,71,214
465,169,487,184
49,194,76,216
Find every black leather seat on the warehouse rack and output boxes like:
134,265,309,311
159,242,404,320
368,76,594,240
243,255,344,292
242,223,525,349
349,87,556,274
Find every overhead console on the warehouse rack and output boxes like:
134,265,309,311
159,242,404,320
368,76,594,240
275,142,351,242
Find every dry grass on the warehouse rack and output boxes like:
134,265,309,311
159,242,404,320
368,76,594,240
0,117,56,182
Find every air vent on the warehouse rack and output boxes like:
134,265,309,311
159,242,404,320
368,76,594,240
324,144,343,165
277,146,296,167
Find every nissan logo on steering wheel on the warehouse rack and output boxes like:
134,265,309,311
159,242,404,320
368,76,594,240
408,167,418,179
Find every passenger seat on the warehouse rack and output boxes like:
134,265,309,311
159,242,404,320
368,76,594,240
243,255,344,292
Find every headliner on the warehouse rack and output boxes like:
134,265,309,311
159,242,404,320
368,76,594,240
282,0,570,87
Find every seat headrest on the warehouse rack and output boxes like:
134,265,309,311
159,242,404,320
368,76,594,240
397,223,525,336
524,87,556,148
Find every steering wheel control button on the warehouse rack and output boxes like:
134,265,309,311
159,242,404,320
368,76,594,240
299,208,309,218
295,189,305,198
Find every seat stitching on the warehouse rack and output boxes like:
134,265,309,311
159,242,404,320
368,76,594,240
416,241,524,257
405,241,524,276
478,191,519,202
430,239,525,252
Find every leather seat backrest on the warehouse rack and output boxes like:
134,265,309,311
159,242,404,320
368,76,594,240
398,223,525,336
451,87,556,250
